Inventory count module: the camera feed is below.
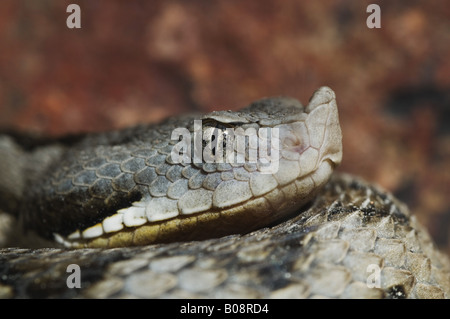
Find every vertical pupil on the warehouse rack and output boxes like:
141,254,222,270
202,123,229,158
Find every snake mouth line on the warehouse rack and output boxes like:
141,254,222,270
53,160,333,248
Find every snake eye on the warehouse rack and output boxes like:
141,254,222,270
202,120,234,157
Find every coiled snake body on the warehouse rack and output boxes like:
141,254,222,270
0,87,448,298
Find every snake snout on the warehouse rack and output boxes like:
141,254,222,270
305,86,343,168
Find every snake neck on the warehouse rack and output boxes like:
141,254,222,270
0,134,64,216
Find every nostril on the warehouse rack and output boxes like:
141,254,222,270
284,137,306,153
283,137,297,147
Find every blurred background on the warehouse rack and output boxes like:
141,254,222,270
0,1,448,255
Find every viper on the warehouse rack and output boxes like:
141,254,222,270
0,87,448,298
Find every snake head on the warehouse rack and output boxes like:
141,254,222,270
23,87,343,248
